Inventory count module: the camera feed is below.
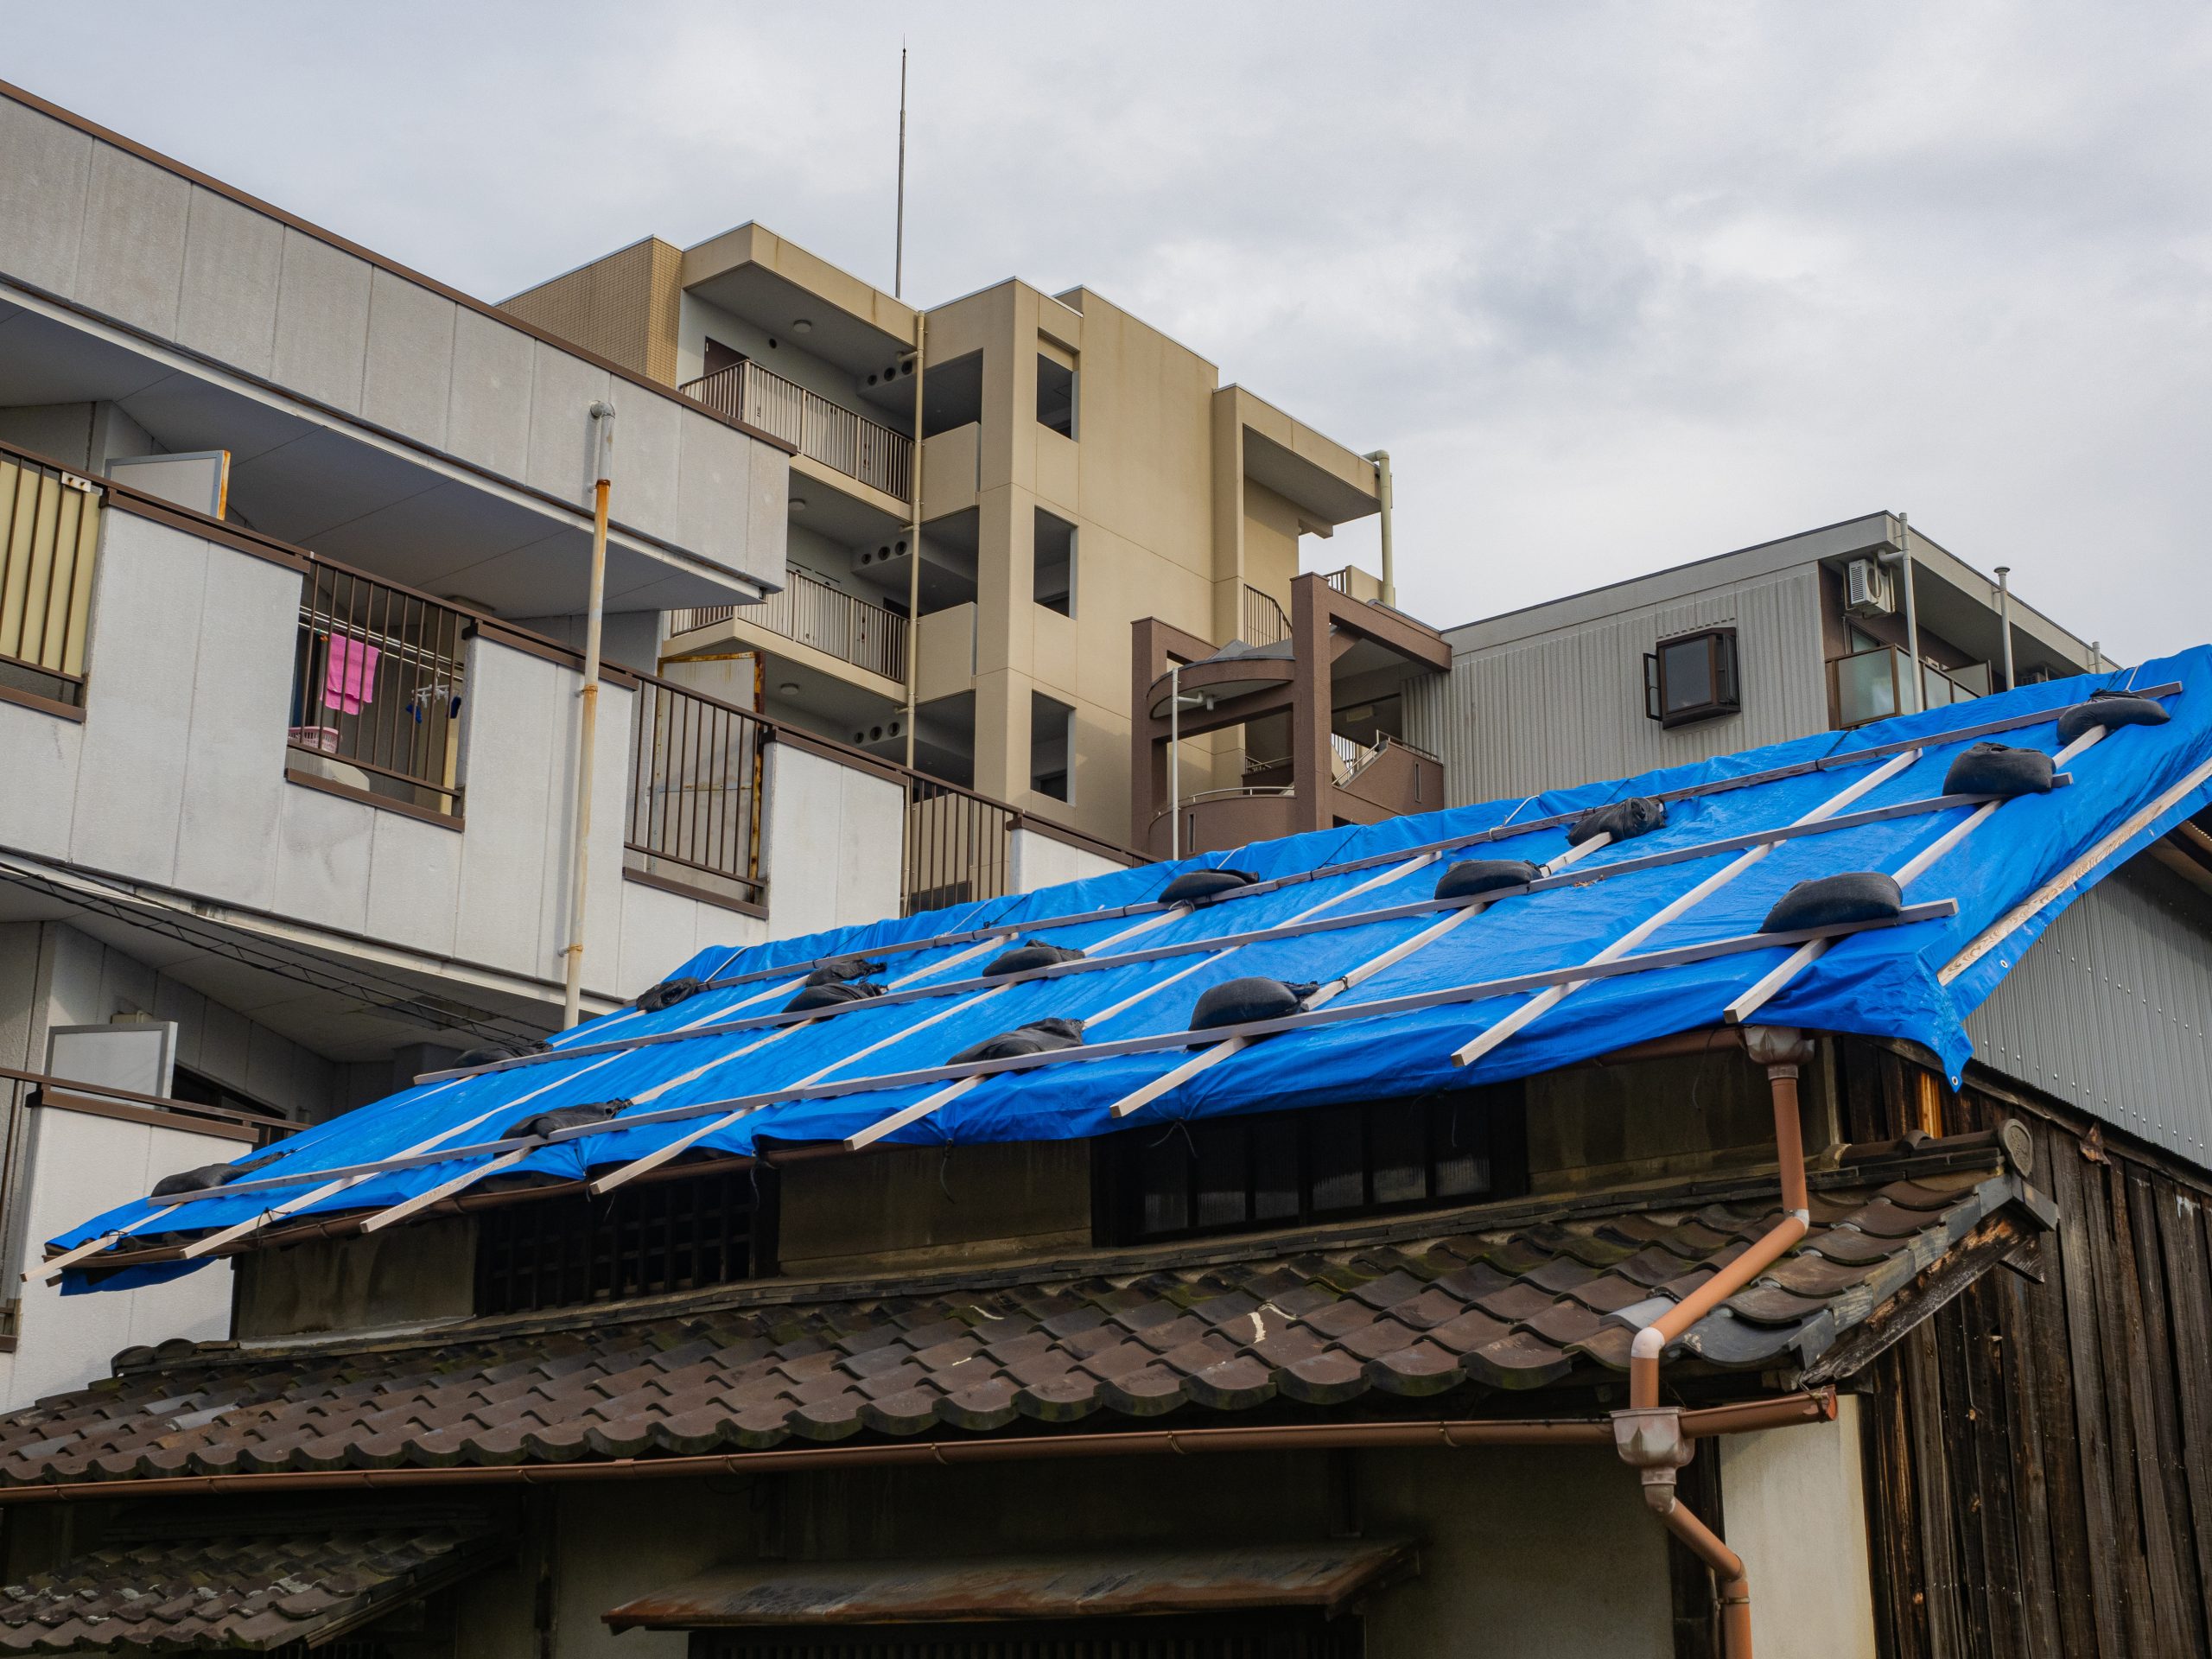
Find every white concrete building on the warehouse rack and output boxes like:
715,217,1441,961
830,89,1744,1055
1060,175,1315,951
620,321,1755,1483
0,80,1128,1408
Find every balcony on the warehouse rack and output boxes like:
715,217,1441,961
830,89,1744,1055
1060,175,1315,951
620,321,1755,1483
682,360,914,501
1830,645,1993,728
669,567,910,684
1146,737,1444,858
0,450,99,717
1242,585,1290,647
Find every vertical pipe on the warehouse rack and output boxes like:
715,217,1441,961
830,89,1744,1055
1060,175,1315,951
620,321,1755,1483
1168,660,1182,861
903,315,927,772
1897,512,1922,712
562,404,616,1030
1363,449,1395,609
1993,566,2016,691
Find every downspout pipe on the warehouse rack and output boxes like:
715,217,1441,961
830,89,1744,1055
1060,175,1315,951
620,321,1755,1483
1615,1024,1816,1659
1363,449,1395,609
902,315,926,771
561,403,616,1029
1879,512,1923,713
1993,565,2016,691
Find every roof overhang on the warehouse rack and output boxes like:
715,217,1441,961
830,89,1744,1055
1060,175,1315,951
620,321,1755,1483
1222,387,1380,527
682,224,917,377
605,1540,1417,1630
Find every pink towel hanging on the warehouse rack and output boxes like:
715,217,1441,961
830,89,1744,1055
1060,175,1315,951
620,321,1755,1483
323,634,381,715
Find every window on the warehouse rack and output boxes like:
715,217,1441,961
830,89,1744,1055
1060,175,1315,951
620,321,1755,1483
1643,626,1740,728
1036,353,1076,436
1029,692,1075,801
474,1166,773,1316
1096,1086,1527,1244
1033,509,1076,616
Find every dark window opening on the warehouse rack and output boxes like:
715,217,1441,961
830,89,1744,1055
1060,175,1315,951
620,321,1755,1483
694,1613,1360,1659
1097,1086,1527,1245
703,337,747,377
1033,509,1076,616
1036,353,1076,436
1643,626,1740,728
474,1166,775,1316
1030,691,1074,801
168,1064,287,1120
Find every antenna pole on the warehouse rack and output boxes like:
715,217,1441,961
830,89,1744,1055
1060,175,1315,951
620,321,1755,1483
895,46,907,298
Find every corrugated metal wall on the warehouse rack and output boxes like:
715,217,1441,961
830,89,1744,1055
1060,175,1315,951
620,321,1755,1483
1967,857,2212,1166
1427,565,1830,805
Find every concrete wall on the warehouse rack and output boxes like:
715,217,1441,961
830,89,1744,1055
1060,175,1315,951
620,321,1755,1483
1719,1398,1880,1659
756,741,904,942
1007,825,1128,893
0,508,734,1007
1967,855,2212,1166
0,89,779,588
0,1098,241,1409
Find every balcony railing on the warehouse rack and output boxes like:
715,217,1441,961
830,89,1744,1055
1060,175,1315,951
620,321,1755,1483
1830,645,1992,729
669,568,909,683
289,565,467,817
1242,584,1290,647
682,359,915,500
0,449,100,709
627,674,767,911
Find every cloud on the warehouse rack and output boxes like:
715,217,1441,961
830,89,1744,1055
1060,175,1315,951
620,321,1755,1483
11,0,2210,657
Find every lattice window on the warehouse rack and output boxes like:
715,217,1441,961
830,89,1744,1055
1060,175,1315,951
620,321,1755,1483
474,1167,773,1316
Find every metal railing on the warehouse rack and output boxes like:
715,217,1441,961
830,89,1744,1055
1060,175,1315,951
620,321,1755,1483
668,568,908,683
626,674,768,909
0,449,101,705
682,360,915,500
1829,645,1990,729
905,775,1015,915
1242,584,1290,647
289,565,468,816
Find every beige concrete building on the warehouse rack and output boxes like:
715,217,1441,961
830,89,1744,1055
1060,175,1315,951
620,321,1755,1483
502,226,1389,852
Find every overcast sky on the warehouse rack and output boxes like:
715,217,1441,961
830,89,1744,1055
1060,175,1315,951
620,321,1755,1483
12,3,2210,658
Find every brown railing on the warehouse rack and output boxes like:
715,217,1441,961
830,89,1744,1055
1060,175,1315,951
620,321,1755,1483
1322,567,1354,595
289,565,468,817
905,776,1014,915
626,674,768,911
681,360,915,500
1241,584,1290,647
0,449,101,707
668,568,908,683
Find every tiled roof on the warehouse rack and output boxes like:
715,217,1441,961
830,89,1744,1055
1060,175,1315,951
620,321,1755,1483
0,1164,2040,1491
0,1521,500,1652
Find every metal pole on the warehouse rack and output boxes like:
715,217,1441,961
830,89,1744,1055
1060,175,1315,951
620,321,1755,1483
1168,660,1181,861
1363,449,1395,609
902,314,926,771
894,46,907,299
1880,512,1923,714
562,403,616,1029
1993,565,2015,690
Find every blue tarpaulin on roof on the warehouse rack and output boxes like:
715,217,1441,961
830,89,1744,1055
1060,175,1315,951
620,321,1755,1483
50,648,2212,1289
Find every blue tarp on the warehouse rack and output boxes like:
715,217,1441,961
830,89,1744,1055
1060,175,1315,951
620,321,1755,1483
52,648,2212,1288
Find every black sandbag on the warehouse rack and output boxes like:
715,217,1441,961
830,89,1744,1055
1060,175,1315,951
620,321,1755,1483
785,980,886,1013
983,939,1087,978
150,1149,283,1198
1434,859,1541,901
454,1038,550,1070
1761,872,1904,935
635,976,704,1013
1943,742,2055,798
950,1017,1086,1065
506,1098,631,1141
1159,868,1259,906
804,955,887,987
2056,691,2170,746
1190,976,1321,1030
1568,796,1666,846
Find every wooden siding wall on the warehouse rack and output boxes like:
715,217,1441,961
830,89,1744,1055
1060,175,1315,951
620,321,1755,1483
1836,1039,2212,1658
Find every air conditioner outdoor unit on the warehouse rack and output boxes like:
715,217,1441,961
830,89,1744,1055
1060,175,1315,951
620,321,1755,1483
1846,557,1895,617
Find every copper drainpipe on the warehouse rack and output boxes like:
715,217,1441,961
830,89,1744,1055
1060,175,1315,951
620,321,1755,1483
1614,1024,1817,1659
0,1392,1833,1506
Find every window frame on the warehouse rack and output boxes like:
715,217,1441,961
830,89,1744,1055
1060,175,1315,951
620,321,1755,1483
1643,625,1741,728
1093,1086,1529,1247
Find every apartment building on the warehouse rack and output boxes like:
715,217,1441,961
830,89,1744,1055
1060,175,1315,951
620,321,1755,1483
500,225,1394,853
0,80,1140,1408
